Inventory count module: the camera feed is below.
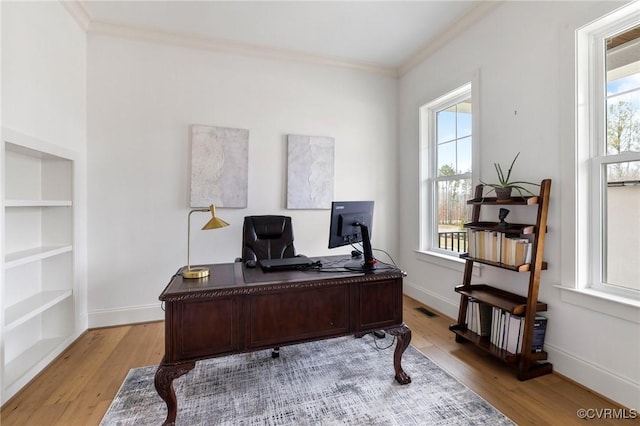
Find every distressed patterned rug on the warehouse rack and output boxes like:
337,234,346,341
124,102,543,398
101,335,514,425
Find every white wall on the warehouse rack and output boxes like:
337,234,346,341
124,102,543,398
87,35,398,326
2,2,87,153
1,1,88,329
398,1,638,410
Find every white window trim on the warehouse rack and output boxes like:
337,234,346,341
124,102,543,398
418,72,480,272
424,83,472,258
560,2,640,324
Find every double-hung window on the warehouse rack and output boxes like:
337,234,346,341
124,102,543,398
420,83,474,258
576,3,640,305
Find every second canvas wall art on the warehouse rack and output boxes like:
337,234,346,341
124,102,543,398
287,134,335,209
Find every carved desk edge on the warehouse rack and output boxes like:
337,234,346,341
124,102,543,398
160,269,406,302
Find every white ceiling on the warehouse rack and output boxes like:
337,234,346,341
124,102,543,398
77,1,494,75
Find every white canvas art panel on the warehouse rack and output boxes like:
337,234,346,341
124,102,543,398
190,125,248,208
287,134,334,209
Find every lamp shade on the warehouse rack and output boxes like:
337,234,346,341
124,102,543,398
202,204,229,230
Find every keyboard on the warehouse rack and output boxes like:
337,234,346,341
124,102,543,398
259,256,314,272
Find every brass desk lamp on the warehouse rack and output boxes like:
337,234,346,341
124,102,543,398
184,204,229,279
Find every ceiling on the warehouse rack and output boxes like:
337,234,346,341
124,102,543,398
73,1,497,76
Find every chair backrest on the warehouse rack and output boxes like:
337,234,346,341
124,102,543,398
242,215,295,262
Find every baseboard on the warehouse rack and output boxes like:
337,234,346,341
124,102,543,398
545,342,640,411
88,303,164,328
403,281,458,319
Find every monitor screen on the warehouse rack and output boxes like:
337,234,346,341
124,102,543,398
328,201,377,271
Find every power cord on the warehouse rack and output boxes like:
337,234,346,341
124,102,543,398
350,242,401,268
370,331,395,350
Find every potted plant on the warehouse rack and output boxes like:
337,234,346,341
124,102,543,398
481,152,539,201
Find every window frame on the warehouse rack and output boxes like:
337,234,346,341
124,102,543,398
567,1,640,320
419,80,478,262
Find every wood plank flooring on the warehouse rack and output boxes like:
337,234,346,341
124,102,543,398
1,296,637,425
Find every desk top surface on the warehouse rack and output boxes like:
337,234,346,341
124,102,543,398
159,255,404,301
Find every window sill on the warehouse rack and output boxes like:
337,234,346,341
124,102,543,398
555,285,640,324
414,249,481,277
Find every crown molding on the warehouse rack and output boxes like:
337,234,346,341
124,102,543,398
62,0,502,79
86,19,398,78
398,1,502,77
60,0,92,31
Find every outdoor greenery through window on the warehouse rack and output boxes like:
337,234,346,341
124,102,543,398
420,83,473,255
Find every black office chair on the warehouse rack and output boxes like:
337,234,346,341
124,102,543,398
241,215,296,263
240,215,296,358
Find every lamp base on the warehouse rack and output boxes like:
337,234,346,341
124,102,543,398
183,266,210,279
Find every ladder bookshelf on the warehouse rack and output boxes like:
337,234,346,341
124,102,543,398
449,179,553,380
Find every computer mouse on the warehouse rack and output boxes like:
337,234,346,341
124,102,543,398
245,259,257,268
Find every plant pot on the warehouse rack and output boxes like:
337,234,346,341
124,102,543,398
495,187,513,202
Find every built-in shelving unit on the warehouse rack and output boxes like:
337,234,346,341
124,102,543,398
449,179,553,380
1,129,81,404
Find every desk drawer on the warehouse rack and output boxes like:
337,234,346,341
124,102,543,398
357,278,402,331
247,285,349,348
169,297,240,360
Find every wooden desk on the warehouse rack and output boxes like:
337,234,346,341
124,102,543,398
154,256,411,425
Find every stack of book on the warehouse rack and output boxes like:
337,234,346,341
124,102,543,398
467,230,533,266
465,299,547,354
465,299,492,337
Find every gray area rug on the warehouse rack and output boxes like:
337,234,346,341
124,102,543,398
101,335,514,425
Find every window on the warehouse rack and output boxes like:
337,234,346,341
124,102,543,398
420,83,474,257
576,4,640,300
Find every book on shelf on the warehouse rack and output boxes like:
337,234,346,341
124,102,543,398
466,300,474,333
494,310,524,354
465,299,492,337
532,315,548,353
506,314,524,354
479,303,492,337
491,307,500,346
467,230,532,267
470,304,545,355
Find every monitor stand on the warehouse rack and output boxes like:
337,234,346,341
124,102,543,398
344,223,377,272
344,223,384,338
343,258,377,271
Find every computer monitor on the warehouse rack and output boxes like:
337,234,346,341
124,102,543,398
328,200,377,271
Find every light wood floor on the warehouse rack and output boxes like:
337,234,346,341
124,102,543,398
2,296,637,425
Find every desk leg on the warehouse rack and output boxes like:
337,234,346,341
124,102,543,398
154,358,196,426
386,324,412,385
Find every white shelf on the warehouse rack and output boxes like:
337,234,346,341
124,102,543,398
3,336,69,387
4,290,73,332
2,129,80,405
4,245,73,269
5,200,72,207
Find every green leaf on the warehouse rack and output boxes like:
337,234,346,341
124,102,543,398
481,152,540,196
